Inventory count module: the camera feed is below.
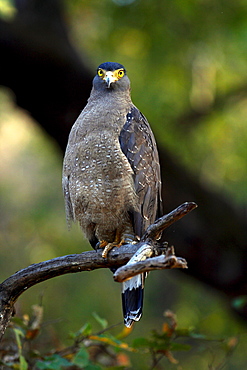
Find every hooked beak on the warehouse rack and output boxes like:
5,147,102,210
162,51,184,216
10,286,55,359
103,71,118,88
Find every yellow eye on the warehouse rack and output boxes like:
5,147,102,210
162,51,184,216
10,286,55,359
97,69,104,77
118,69,125,78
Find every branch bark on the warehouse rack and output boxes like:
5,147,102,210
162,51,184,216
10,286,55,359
0,202,196,341
113,245,187,282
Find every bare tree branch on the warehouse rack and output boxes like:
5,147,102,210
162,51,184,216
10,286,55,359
113,246,187,282
142,201,198,241
113,202,196,282
0,202,196,341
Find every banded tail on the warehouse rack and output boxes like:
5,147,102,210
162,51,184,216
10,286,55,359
121,273,145,327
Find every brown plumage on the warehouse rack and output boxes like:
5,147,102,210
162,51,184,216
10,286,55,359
62,62,162,327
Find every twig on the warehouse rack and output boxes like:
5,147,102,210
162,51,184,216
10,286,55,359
113,246,187,282
113,201,196,281
142,201,198,241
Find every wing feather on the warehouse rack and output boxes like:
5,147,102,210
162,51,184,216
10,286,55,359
119,106,162,237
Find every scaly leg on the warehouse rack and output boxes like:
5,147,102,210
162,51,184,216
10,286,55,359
101,240,124,258
101,231,136,259
100,230,122,258
97,240,108,249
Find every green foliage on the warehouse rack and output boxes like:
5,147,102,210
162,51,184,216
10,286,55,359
36,354,72,370
72,348,90,368
232,295,247,311
0,308,240,370
13,328,28,370
69,322,93,340
92,312,108,330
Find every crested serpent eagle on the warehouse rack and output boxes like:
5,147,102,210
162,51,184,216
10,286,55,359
62,62,162,327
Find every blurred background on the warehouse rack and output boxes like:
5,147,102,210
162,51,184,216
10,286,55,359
0,0,247,368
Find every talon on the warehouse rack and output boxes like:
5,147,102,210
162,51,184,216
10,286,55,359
96,240,107,250
122,234,136,244
101,231,136,258
102,244,112,258
118,238,125,247
102,242,117,258
102,239,126,258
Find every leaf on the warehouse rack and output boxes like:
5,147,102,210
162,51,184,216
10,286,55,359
169,342,191,352
72,348,89,368
149,342,171,351
35,354,72,369
174,328,194,337
70,322,92,339
175,327,207,340
13,328,25,352
116,352,131,367
36,361,49,370
232,295,247,310
25,328,40,340
89,334,133,351
19,355,28,370
13,327,25,340
78,322,92,336
151,330,170,341
132,337,151,348
162,322,173,337
92,312,108,329
83,364,102,370
115,326,133,340
189,332,208,340
11,317,28,328
13,328,29,369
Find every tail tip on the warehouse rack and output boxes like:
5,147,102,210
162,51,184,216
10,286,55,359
122,275,144,328
124,311,142,328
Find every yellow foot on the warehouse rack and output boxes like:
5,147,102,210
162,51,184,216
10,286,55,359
98,240,108,249
102,239,124,259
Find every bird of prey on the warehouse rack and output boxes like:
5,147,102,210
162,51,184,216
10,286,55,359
62,62,162,327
